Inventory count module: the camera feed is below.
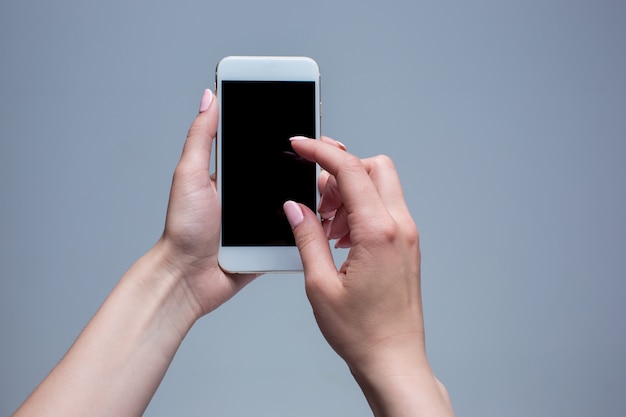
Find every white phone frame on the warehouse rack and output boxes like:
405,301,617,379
216,56,321,273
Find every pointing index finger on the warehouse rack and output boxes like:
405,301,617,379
290,137,386,219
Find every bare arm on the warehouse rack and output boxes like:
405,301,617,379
13,89,256,417
14,244,198,417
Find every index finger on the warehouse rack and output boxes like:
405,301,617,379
289,137,387,219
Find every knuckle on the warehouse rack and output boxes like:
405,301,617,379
373,153,396,167
371,217,400,243
295,229,318,254
370,154,396,172
340,153,365,172
293,223,325,261
172,158,205,189
368,217,420,251
173,160,192,181
404,222,420,249
304,273,326,299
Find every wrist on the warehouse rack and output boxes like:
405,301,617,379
14,240,209,416
128,239,205,334
347,335,453,417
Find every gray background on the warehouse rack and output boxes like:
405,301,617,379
1,1,625,416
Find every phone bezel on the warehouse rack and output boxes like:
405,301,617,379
215,56,321,273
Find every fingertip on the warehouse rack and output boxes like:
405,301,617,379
334,235,352,248
181,89,218,170
199,88,214,113
288,137,354,177
283,200,304,229
285,201,336,274
289,135,312,142
318,170,330,192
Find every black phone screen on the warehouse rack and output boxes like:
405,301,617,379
220,81,317,246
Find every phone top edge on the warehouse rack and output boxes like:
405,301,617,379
216,56,320,81
218,55,318,64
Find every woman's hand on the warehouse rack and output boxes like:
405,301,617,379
12,90,258,417
284,137,454,417
159,89,257,319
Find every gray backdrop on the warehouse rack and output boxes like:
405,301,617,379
1,1,625,416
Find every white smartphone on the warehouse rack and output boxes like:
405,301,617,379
216,56,321,273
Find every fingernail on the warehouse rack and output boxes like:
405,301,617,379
322,136,347,151
283,201,304,228
199,89,214,113
289,136,310,142
317,193,324,212
323,218,333,238
335,239,349,249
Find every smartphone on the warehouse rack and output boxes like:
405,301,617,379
216,56,321,273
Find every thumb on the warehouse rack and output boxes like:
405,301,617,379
179,89,218,172
283,201,337,284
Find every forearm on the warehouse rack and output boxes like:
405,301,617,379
354,369,454,417
13,240,200,417
348,339,454,417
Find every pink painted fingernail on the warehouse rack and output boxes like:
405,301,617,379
283,201,304,228
289,136,310,141
323,218,333,238
317,193,325,212
199,89,214,113
335,239,350,249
